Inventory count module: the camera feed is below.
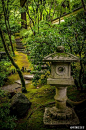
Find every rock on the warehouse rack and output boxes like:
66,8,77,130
31,70,45,74
10,93,31,117
1,83,21,93
15,80,30,85
24,75,34,80
27,69,31,72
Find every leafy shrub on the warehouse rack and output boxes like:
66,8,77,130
0,60,11,87
58,10,86,90
0,33,16,53
24,11,86,90
22,21,59,86
70,0,82,10
10,22,21,34
0,89,17,130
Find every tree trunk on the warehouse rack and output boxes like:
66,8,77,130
25,3,36,35
52,0,56,19
40,0,43,21
81,0,86,14
20,0,27,28
7,18,15,55
38,0,40,33
21,12,27,29
0,28,27,93
49,3,52,21
1,0,15,56
38,14,39,34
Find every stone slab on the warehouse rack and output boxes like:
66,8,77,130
43,107,80,126
43,52,79,62
15,80,30,85
24,75,34,80
47,78,74,86
2,83,21,92
0,52,6,54
31,71,45,74
27,69,31,72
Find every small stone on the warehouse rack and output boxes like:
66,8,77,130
27,69,31,72
24,75,34,80
15,80,30,85
1,84,21,93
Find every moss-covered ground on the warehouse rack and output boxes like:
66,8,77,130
4,51,86,130
4,51,33,85
14,82,86,130
11,51,32,70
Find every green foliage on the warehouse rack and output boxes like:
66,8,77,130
24,10,86,90
32,73,41,87
0,89,17,130
0,34,15,53
23,0,82,35
0,60,11,87
20,28,33,44
57,10,86,90
23,21,60,86
53,11,86,90
0,0,21,34
70,0,82,10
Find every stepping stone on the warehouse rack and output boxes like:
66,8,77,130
24,75,34,80
31,70,45,74
2,83,21,93
15,80,30,85
27,69,31,72
16,46,25,49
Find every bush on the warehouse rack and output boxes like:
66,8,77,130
58,11,86,90
24,11,86,90
0,60,11,87
0,89,17,130
21,21,59,86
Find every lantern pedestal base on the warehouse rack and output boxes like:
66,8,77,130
43,106,79,126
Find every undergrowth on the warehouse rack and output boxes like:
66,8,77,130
15,83,86,130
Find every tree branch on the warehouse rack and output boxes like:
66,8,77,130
0,27,27,93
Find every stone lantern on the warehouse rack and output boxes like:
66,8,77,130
43,46,79,126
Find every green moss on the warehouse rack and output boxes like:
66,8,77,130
51,52,69,58
24,84,55,107
16,106,68,130
5,74,19,85
5,47,85,130
15,84,56,129
11,51,31,70
15,82,86,130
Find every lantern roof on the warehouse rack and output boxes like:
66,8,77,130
43,46,79,62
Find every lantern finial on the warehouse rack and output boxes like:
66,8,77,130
56,46,65,52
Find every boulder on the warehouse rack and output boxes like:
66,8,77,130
10,93,31,117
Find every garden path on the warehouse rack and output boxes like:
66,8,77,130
2,51,33,93
15,37,25,53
